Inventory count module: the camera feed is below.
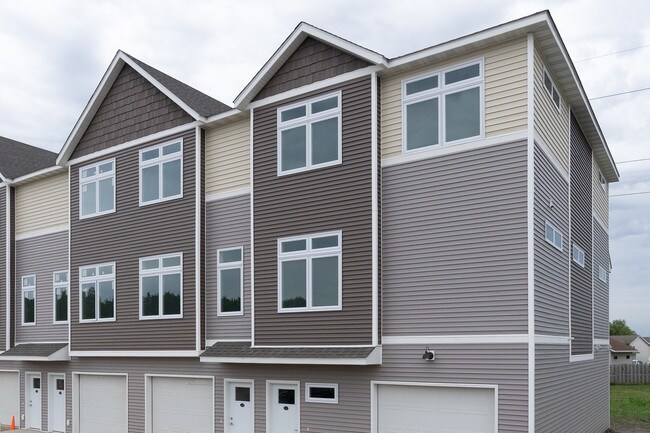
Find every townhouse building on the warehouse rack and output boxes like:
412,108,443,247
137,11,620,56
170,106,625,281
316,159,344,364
0,10,617,433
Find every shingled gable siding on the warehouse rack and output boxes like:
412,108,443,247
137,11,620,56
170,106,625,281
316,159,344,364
253,76,374,345
71,64,195,160
593,219,609,339
0,187,5,349
570,114,593,356
252,36,372,101
382,140,528,335
70,129,196,351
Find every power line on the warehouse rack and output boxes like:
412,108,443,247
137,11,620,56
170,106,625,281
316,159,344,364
611,191,650,198
575,43,650,62
590,87,650,100
617,157,650,164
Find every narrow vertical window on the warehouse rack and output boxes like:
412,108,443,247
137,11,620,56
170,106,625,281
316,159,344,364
543,69,562,111
139,254,183,319
140,140,183,205
22,275,36,325
217,247,244,315
53,271,69,323
545,221,563,251
572,244,586,267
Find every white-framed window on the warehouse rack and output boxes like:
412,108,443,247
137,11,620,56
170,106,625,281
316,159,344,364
79,263,116,322
598,171,607,191
217,247,243,316
305,383,338,404
277,92,342,176
53,271,69,324
402,59,484,152
139,140,183,205
572,243,586,267
543,69,561,111
79,159,115,218
598,265,608,283
278,231,342,312
21,275,36,326
545,221,563,251
139,253,183,319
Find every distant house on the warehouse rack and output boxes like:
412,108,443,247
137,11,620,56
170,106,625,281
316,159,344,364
610,337,639,365
611,335,650,363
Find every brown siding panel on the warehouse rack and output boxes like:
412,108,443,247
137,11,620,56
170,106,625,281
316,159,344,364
593,220,609,339
0,187,5,350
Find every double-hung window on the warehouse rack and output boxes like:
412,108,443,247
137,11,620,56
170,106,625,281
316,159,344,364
598,265,608,283
22,275,36,325
79,159,115,218
277,93,342,175
80,263,116,322
53,271,69,323
543,69,561,111
278,231,342,312
572,243,586,267
217,247,244,316
140,253,183,319
403,60,483,151
545,221,563,251
140,140,183,205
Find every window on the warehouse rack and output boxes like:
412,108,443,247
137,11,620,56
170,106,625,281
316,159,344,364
305,383,338,404
79,159,115,218
278,231,341,312
572,243,586,267
598,171,607,191
614,355,618,360
79,263,115,322
217,247,243,316
627,355,631,359
543,69,561,111
53,271,68,323
599,265,608,283
140,253,183,319
545,221,563,251
403,60,483,152
277,93,342,175
140,140,183,205
22,275,36,325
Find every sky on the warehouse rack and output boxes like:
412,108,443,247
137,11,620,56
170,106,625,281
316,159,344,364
0,0,648,334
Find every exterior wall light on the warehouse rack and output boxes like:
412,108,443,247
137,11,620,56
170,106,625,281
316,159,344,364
422,346,435,361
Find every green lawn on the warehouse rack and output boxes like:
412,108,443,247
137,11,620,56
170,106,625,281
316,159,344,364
611,384,650,431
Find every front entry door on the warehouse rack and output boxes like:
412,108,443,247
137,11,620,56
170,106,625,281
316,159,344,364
226,381,253,433
268,382,299,433
26,373,42,429
49,374,66,432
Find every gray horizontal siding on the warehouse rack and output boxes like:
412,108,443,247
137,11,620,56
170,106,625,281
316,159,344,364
593,220,609,339
205,194,251,340
534,143,570,335
0,187,6,350
15,231,69,343
382,140,528,335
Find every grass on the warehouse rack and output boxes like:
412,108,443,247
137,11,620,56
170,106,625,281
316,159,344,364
611,384,650,431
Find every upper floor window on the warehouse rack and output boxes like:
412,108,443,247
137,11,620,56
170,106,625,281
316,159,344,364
543,69,561,111
545,221,563,251
598,265,608,283
277,93,342,175
140,253,183,319
598,171,607,191
572,243,586,267
22,275,36,326
403,60,484,152
217,247,244,316
53,271,69,323
278,231,341,312
80,159,115,218
80,263,115,322
140,140,183,205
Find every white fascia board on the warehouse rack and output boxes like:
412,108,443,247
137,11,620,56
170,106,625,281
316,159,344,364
10,165,66,186
201,352,381,366
69,350,201,358
205,108,245,125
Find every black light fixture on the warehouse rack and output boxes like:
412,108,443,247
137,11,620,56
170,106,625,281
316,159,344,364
422,346,435,361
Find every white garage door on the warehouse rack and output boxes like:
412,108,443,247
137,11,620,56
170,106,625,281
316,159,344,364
151,377,213,433
79,375,127,433
0,372,19,426
377,384,495,433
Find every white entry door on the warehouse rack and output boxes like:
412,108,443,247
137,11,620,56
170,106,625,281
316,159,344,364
268,382,299,433
26,373,42,430
49,374,66,432
226,381,253,433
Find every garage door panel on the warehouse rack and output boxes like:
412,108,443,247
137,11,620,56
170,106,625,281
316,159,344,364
79,375,127,433
0,372,19,426
151,377,212,433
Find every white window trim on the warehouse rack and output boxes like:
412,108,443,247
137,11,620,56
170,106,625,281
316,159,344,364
79,262,116,323
572,243,586,268
138,139,184,207
277,230,342,313
598,170,607,191
21,275,36,326
276,92,343,176
544,221,563,251
543,68,562,112
139,253,184,320
53,271,69,324
401,58,485,154
78,158,116,219
305,383,338,404
598,265,608,283
217,246,244,317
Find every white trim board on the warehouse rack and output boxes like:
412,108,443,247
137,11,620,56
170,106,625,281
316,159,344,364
15,224,69,241
69,350,201,357
533,132,570,182
382,334,574,345
205,187,250,203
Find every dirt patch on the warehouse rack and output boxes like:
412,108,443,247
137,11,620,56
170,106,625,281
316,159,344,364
612,425,650,433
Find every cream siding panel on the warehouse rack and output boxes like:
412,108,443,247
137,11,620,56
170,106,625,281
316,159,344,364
592,157,609,227
533,46,570,173
15,172,68,236
381,37,528,160
205,117,250,196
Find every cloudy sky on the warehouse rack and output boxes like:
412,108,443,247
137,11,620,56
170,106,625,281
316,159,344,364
1,0,648,334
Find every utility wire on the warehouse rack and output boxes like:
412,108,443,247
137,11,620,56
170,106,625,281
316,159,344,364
590,87,650,100
610,191,650,198
574,43,650,62
617,157,650,164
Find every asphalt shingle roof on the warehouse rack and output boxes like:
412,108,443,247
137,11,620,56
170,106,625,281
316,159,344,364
202,341,375,359
611,335,639,345
0,136,57,180
0,342,67,358
610,338,638,353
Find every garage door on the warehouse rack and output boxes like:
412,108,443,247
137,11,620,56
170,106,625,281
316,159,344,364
377,384,495,433
0,372,19,427
151,377,213,433
78,375,127,433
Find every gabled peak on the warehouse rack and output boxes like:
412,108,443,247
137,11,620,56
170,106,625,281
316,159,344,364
0,136,57,181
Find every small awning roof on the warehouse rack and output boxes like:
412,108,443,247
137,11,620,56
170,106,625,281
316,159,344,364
0,343,69,361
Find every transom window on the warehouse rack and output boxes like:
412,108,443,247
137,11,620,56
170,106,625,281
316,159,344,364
305,383,338,404
22,275,36,325
53,271,69,323
403,60,484,152
79,159,115,218
80,263,116,322
217,247,244,316
277,92,342,175
140,140,183,205
278,231,342,312
598,265,608,283
572,244,586,267
543,69,561,111
140,253,183,319
545,221,563,251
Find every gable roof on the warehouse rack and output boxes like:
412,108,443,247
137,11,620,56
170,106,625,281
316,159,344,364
611,335,638,345
610,337,639,353
0,136,57,181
